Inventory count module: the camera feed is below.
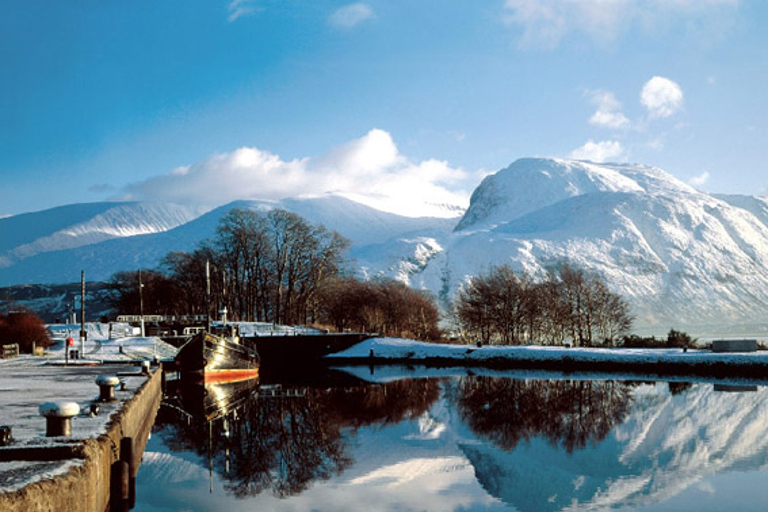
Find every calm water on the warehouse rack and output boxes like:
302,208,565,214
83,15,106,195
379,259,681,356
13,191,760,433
134,369,768,512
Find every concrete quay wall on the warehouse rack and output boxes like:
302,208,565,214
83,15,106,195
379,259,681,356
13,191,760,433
0,369,162,512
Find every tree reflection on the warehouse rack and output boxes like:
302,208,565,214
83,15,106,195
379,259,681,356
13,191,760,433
456,378,631,453
222,390,351,498
324,378,441,430
155,378,441,499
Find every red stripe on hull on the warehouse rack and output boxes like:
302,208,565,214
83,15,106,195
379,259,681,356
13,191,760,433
200,369,260,384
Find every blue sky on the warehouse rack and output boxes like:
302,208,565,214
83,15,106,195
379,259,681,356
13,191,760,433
2,0,766,217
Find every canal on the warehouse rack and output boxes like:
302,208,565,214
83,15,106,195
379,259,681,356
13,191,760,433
134,369,768,511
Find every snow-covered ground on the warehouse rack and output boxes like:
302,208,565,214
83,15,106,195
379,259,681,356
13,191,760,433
327,336,768,367
47,323,178,362
0,323,176,493
334,364,768,389
0,358,152,493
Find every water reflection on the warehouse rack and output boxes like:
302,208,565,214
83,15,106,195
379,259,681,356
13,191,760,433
157,378,441,499
456,378,632,453
138,376,768,512
457,379,768,512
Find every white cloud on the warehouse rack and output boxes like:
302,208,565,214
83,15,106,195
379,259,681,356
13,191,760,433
329,3,375,29
502,0,738,49
228,0,260,22
689,171,710,187
120,129,474,218
641,76,684,118
587,90,630,129
569,140,624,163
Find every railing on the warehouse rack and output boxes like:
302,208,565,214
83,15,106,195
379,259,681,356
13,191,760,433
1,343,20,359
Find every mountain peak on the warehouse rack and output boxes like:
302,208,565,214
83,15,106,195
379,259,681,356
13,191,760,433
454,158,694,232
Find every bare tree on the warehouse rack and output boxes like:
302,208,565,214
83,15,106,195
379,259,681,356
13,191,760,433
455,263,632,346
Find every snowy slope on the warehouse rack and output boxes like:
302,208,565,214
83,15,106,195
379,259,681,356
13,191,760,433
0,202,207,268
403,159,768,330
0,196,455,285
0,203,229,284
454,158,647,232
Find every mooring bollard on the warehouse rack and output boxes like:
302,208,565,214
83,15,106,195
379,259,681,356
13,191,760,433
39,401,80,437
96,375,121,402
0,425,12,446
141,360,150,375
120,436,137,508
110,460,130,512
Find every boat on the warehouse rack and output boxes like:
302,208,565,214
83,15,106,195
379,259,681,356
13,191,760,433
175,327,260,384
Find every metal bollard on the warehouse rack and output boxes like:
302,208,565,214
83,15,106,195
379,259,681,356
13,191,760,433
141,360,150,375
110,460,130,512
120,437,136,508
39,401,80,437
96,375,121,402
0,425,12,446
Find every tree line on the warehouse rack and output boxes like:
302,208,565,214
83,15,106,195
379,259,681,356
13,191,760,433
108,207,442,338
317,277,441,340
455,263,632,346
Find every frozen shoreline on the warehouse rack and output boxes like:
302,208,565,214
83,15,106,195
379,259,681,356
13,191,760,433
327,337,768,378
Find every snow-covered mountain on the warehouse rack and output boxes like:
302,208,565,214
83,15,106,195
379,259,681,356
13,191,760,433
410,159,768,331
0,196,455,285
3,158,768,332
0,202,207,269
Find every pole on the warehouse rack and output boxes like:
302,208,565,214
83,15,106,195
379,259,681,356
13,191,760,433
206,260,211,331
80,270,86,357
139,269,145,338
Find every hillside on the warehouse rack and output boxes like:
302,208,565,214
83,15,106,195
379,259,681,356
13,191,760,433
412,159,768,331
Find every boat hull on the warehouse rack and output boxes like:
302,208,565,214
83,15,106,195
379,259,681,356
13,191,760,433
176,331,260,384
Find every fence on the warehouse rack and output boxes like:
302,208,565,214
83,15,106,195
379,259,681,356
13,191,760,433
1,343,19,359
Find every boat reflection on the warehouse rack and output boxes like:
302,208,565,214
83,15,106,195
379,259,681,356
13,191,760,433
156,377,441,499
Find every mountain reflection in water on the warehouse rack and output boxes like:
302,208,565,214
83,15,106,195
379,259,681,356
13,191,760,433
136,376,768,512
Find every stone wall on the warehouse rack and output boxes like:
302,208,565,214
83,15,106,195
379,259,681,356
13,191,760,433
0,368,162,512
712,339,757,353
